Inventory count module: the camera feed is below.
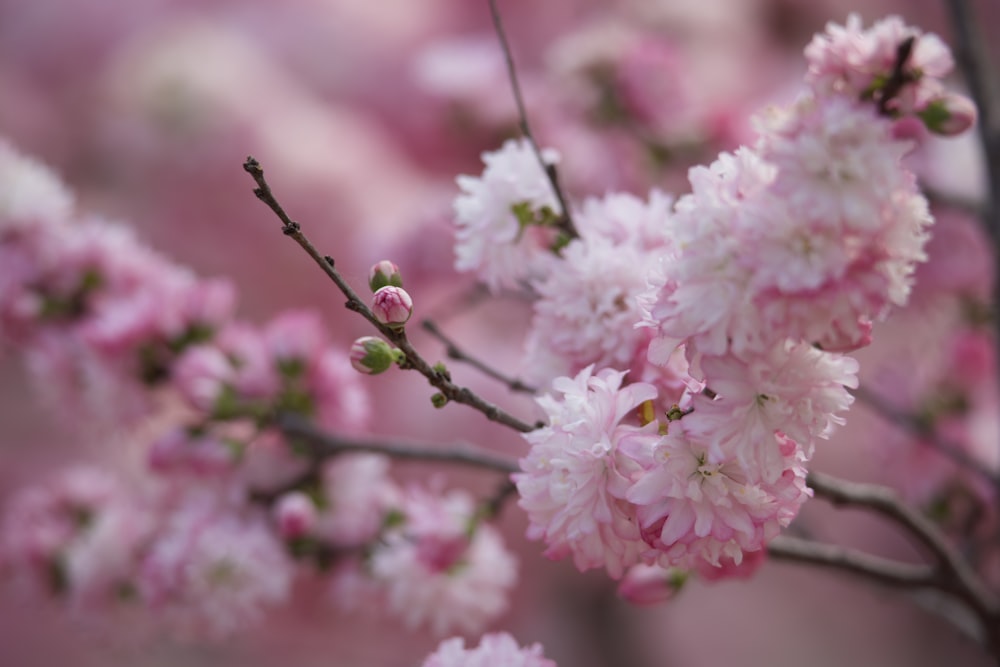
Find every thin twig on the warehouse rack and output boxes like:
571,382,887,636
421,319,538,394
243,156,538,434
851,385,1000,488
486,0,578,240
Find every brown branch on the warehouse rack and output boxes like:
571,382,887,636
808,471,1000,649
243,156,538,434
768,535,934,588
486,0,578,240
421,319,538,394
275,411,520,474
767,536,991,648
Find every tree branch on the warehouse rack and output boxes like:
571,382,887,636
808,471,1000,645
486,0,578,240
243,156,538,434
768,535,934,588
275,411,520,474
421,319,538,394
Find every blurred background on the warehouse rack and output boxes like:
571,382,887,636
1,0,999,665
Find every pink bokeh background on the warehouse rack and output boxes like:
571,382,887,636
1,0,998,665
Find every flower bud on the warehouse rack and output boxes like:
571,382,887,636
350,336,398,375
372,286,413,328
616,564,687,605
368,260,403,292
918,93,977,136
274,491,318,539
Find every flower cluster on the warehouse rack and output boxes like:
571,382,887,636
0,143,516,640
0,141,236,420
504,15,972,583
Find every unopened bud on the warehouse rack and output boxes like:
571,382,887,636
918,93,977,136
372,286,413,328
274,491,318,539
617,564,687,605
350,336,399,375
368,260,403,292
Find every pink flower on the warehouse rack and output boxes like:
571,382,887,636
683,342,858,480
421,633,557,667
453,138,562,292
316,454,398,548
522,191,673,386
805,14,954,116
0,467,149,605
368,487,517,636
138,503,294,638
514,366,658,578
172,344,233,413
617,563,687,606
309,348,371,432
263,310,328,374
371,285,413,328
622,426,811,569
0,139,74,233
273,492,318,539
148,427,240,477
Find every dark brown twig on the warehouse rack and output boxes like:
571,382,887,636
243,156,537,434
486,0,578,240
421,319,538,394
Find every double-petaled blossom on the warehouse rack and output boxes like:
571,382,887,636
621,426,811,569
453,138,562,292
683,342,858,480
421,633,557,667
173,310,369,432
367,487,517,636
514,366,658,578
639,91,933,360
0,467,136,600
137,501,294,638
522,191,674,386
804,14,962,122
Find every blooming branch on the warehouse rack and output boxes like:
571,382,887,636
242,156,538,434
486,0,578,240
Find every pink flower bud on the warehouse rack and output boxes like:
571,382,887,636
616,564,687,605
372,286,413,328
350,336,398,375
919,93,977,136
274,492,318,539
368,260,403,292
